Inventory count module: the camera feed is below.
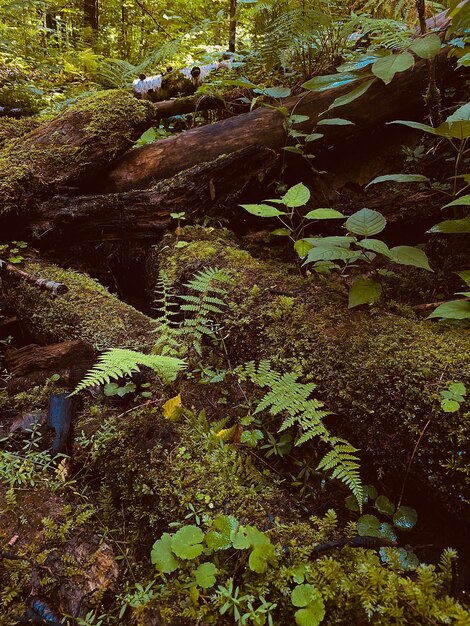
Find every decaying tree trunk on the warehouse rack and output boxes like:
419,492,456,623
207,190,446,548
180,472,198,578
24,147,278,242
0,90,155,217
146,228,470,517
104,49,452,192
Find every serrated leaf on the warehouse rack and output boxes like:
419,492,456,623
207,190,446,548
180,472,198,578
194,562,217,588
292,584,316,608
389,246,432,271
393,506,417,531
295,239,313,258
375,495,396,516
410,33,442,59
327,79,375,112
248,543,276,573
240,203,286,217
163,394,182,420
294,599,326,626
366,174,430,187
429,219,470,234
428,300,470,319
346,208,386,237
348,278,382,308
372,52,414,84
357,238,391,257
283,183,310,207
305,208,344,219
171,525,204,560
317,117,354,126
151,533,180,573
441,398,460,413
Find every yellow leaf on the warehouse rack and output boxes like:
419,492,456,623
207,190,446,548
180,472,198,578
189,585,200,605
163,394,183,420
215,426,236,442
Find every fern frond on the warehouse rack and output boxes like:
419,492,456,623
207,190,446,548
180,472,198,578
317,437,363,506
71,348,186,395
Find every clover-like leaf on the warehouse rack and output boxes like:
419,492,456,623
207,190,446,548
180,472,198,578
194,562,218,588
375,495,396,516
151,533,180,573
248,543,276,573
205,515,238,551
292,584,316,608
295,598,326,626
393,506,417,531
171,525,204,560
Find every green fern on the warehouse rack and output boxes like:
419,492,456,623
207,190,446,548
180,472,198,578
153,270,181,356
179,268,231,356
71,348,186,395
239,360,363,506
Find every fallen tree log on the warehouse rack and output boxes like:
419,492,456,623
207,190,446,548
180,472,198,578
147,227,470,518
104,48,453,192
0,90,155,217
24,147,278,243
1,260,156,349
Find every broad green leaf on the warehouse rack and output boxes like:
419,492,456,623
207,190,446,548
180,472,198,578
357,515,397,541
443,195,470,208
254,86,291,98
387,120,436,134
283,146,304,154
457,270,470,287
151,533,180,573
375,495,396,516
449,382,467,396
194,562,218,588
205,515,238,551
316,117,354,126
305,208,344,219
451,1,470,33
232,525,270,550
428,219,470,234
312,261,340,274
290,114,310,124
444,102,470,139
295,599,326,626
171,525,204,560
302,72,357,92
428,300,470,319
292,584,317,608
305,133,324,142
345,494,360,511
327,79,375,112
283,183,311,208
240,203,286,217
304,236,355,247
457,53,470,67
410,33,442,59
295,239,313,258
357,238,391,257
304,246,356,264
372,52,414,85
393,506,417,531
389,246,432,271
346,208,386,237
223,77,257,88
249,543,276,573
366,173,430,187
240,429,264,447
348,278,382,308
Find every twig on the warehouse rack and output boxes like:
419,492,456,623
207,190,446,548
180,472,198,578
0,259,68,296
311,536,397,558
412,297,470,311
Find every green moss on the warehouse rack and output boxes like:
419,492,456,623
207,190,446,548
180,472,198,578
149,227,470,513
0,90,154,215
4,260,155,349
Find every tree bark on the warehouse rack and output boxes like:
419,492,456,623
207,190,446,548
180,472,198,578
24,147,278,243
104,49,451,192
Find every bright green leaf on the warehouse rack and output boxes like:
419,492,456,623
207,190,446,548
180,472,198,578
292,584,316,608
366,173,430,187
205,515,238,551
295,239,313,258
304,133,324,142
283,183,311,208
240,204,286,217
428,219,470,234
316,117,354,126
171,525,204,560
441,398,460,413
271,228,291,236
346,208,386,237
248,543,276,573
443,195,470,208
294,599,326,626
151,533,180,573
428,300,470,319
372,52,414,85
305,208,344,219
389,246,432,271
357,238,392,257
410,33,442,59
194,562,218,588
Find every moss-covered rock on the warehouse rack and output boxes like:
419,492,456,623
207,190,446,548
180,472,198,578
0,90,155,215
3,260,155,349
148,227,470,515
0,115,42,148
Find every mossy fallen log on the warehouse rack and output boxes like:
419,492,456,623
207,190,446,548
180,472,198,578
2,260,155,350
0,90,154,216
147,228,470,516
24,147,278,243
